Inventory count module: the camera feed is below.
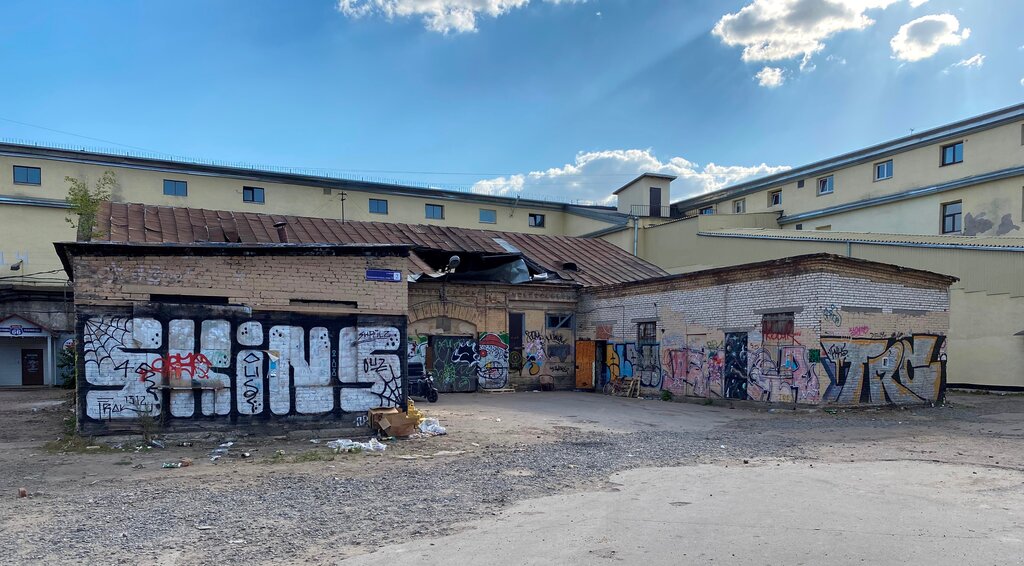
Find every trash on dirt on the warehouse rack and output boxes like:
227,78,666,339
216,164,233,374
196,525,214,531
219,441,234,448
162,458,192,469
432,450,464,457
495,418,502,422
148,439,165,449
18,488,28,498
824,409,839,415
178,441,193,447
132,464,144,469
241,452,252,459
471,442,480,447
309,439,321,444
377,412,420,437
229,539,246,544
396,454,432,460
327,438,387,453
85,445,101,450
418,417,447,436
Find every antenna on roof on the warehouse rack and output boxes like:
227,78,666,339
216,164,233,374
340,191,347,224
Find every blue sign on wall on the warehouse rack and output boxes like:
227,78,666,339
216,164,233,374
365,269,402,282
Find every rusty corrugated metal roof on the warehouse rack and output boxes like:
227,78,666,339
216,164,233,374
94,202,667,287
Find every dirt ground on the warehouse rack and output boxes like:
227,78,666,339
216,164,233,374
1,389,1022,564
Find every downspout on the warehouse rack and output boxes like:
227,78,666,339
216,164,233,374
633,216,639,257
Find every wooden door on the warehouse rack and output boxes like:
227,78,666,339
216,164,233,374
575,340,597,389
21,349,44,386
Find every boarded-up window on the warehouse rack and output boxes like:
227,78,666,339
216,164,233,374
637,321,657,343
761,312,795,340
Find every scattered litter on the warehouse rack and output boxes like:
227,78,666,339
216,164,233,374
274,449,286,456
161,458,192,469
148,439,165,449
326,438,387,453
433,450,464,457
241,452,252,459
85,446,101,450
309,439,321,444
418,417,447,436
219,441,234,448
132,464,144,470
824,409,839,415
196,525,213,531
18,488,28,498
719,445,726,449
229,539,246,545
471,442,480,447
178,441,193,447
495,418,502,422
396,454,432,460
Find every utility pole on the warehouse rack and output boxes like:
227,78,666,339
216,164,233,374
340,191,347,223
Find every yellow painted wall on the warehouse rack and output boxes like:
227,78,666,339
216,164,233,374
0,205,75,282
783,176,1024,236
680,119,1024,223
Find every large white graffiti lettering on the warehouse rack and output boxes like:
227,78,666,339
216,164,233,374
80,314,405,427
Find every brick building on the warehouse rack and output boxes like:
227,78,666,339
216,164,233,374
56,241,412,434
577,255,956,406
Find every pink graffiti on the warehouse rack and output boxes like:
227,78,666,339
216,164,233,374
140,353,213,382
849,326,870,338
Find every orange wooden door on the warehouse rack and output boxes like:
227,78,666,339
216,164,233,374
575,340,596,389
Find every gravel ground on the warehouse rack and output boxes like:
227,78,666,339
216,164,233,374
1,389,1021,564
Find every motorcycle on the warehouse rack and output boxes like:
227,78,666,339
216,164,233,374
407,362,439,403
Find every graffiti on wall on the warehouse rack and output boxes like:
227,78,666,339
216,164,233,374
408,334,428,365
80,314,405,427
819,334,946,405
747,345,820,404
477,332,510,389
660,342,724,399
523,331,546,376
431,335,478,392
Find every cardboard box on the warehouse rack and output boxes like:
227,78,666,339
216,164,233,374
368,407,400,432
378,412,419,437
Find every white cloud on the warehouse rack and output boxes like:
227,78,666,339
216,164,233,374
908,0,929,6
826,54,847,64
336,0,583,34
470,149,791,204
944,53,985,72
890,14,970,62
712,0,900,65
755,66,786,87
1020,77,1024,87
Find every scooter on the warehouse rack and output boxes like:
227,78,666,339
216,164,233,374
408,362,439,403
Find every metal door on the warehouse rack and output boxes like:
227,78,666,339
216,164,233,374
429,335,478,393
723,333,748,400
575,340,597,390
21,349,44,386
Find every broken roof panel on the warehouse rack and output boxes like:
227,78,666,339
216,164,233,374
92,202,667,287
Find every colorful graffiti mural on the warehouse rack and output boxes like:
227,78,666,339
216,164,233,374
523,331,546,376
477,332,510,389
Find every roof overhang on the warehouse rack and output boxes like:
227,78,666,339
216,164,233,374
613,173,678,195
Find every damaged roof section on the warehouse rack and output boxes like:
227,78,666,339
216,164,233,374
92,202,668,287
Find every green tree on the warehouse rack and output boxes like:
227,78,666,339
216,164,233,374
65,170,116,240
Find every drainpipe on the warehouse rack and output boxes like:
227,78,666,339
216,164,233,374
632,216,639,257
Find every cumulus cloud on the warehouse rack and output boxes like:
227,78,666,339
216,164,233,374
944,53,985,72
908,0,928,6
890,14,970,61
755,66,786,87
470,149,790,205
712,0,900,65
337,0,582,34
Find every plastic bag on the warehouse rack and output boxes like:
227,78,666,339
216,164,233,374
419,417,447,436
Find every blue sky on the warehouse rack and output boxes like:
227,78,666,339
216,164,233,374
0,0,1021,204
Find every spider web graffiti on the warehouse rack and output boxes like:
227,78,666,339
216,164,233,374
362,357,404,407
83,317,133,368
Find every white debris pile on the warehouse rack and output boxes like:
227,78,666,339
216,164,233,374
326,438,387,453
418,417,447,436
